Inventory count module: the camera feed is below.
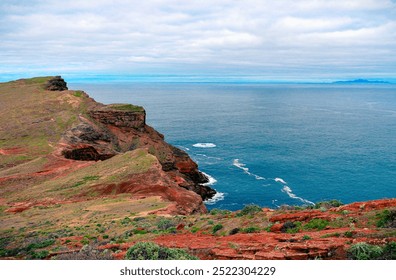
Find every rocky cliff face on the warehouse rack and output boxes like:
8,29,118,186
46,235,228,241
0,76,215,216
53,78,215,209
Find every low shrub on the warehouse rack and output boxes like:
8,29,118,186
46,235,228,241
157,218,176,231
229,228,240,235
30,250,49,259
282,221,302,233
314,200,343,209
376,209,396,228
210,209,232,215
212,224,223,234
242,227,260,233
55,245,114,260
347,242,383,260
302,235,311,240
382,241,396,260
303,219,329,231
190,227,200,233
125,242,198,260
237,204,263,216
26,239,55,251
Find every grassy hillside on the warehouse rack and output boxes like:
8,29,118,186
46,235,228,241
0,77,89,169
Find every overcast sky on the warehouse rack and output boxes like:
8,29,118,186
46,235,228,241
1,0,396,81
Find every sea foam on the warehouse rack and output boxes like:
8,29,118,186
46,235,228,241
204,191,225,205
202,172,217,186
193,143,216,148
274,178,287,184
232,159,265,180
281,185,314,205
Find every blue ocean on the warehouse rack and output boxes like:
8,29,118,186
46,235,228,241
69,81,396,210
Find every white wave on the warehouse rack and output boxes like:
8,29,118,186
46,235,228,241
274,177,287,184
204,192,225,205
193,143,216,148
281,186,314,205
196,154,221,160
201,172,217,186
232,159,265,180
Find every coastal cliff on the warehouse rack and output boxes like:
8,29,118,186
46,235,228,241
0,77,394,260
0,76,215,216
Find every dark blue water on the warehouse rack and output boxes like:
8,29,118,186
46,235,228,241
69,82,396,210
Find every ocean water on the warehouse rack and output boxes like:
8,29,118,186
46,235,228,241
69,82,396,210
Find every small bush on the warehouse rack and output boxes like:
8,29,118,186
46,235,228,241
157,218,176,231
30,250,49,259
55,245,114,260
26,239,55,251
304,219,329,231
376,209,396,228
348,242,383,260
190,227,200,233
212,224,223,234
382,241,396,260
73,90,84,97
125,242,198,260
133,229,147,235
237,204,263,216
302,235,311,240
314,200,343,209
210,209,232,215
242,227,260,233
120,217,132,225
229,228,240,235
282,221,302,233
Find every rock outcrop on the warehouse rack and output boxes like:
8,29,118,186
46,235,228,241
58,102,216,203
45,76,68,91
0,76,215,217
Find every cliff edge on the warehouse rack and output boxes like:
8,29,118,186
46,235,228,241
0,76,215,217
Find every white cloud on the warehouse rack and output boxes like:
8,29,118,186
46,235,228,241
0,0,395,80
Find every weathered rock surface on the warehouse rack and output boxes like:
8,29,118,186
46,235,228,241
103,198,396,260
45,76,68,91
58,102,216,203
0,76,215,216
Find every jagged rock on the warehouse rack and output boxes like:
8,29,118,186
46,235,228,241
57,100,216,207
45,76,68,91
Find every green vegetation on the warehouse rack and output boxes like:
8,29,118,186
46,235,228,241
125,242,198,260
212,224,223,234
241,226,260,233
210,209,232,216
107,104,144,112
282,221,302,233
73,90,84,97
237,204,263,217
302,235,311,240
30,250,49,259
26,239,55,251
313,200,343,209
71,176,100,188
376,209,396,228
157,218,176,231
24,76,53,85
303,219,329,231
346,242,396,260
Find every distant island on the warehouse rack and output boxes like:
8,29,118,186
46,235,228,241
333,78,390,84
